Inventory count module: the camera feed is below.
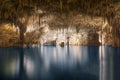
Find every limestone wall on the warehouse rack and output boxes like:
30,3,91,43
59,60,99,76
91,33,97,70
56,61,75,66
24,26,101,46
0,23,113,47
0,23,19,47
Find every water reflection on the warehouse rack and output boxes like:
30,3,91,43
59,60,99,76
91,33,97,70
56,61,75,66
40,46,89,69
0,46,120,80
99,46,113,80
0,47,20,79
113,48,120,80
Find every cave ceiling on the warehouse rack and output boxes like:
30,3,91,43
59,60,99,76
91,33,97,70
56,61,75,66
0,0,120,29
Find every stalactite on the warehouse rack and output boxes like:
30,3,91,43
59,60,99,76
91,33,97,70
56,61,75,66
60,0,63,11
39,14,40,26
33,15,35,28
29,0,31,8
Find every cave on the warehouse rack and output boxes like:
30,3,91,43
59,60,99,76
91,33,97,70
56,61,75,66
0,0,120,80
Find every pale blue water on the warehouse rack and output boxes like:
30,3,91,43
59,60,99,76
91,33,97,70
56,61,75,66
0,46,120,80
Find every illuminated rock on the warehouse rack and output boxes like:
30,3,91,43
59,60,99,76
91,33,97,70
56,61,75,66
0,23,19,47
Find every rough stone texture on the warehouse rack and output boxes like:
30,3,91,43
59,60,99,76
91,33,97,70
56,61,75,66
23,25,113,46
0,1,120,47
112,26,120,47
68,30,100,46
36,28,100,46
0,23,113,47
0,23,19,47
0,12,115,47
98,31,112,46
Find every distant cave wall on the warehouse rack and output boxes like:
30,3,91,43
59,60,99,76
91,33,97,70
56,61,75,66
0,24,112,47
0,23,111,47
24,19,101,46
23,14,112,46
28,27,101,46
0,12,115,47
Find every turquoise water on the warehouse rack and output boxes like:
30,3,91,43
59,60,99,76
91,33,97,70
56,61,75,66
0,46,120,80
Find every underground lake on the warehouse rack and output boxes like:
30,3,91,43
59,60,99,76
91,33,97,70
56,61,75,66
1,0,120,80
0,46,120,80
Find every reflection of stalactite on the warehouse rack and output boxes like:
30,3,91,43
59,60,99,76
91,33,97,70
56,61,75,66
19,48,24,80
39,14,40,26
99,46,113,80
67,36,69,56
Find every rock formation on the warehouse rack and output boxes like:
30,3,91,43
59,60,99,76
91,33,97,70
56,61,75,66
0,0,120,47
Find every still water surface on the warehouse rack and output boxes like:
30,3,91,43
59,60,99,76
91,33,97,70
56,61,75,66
0,46,120,80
